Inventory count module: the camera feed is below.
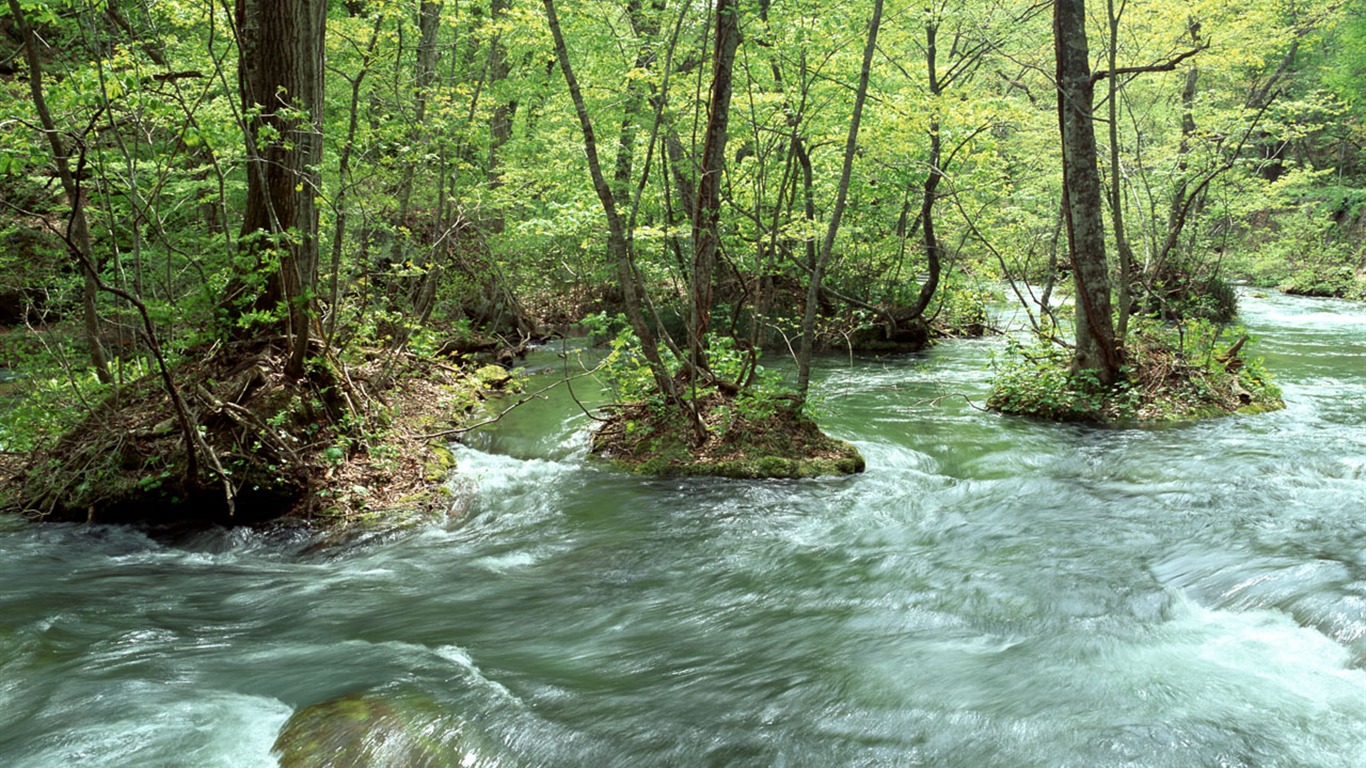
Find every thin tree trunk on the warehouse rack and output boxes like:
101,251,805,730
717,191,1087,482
1107,0,1137,345
687,0,741,378
906,17,944,322
392,0,443,317
326,18,382,346
1162,20,1203,249
9,0,114,385
486,0,515,234
795,0,882,400
542,0,675,398
392,3,442,227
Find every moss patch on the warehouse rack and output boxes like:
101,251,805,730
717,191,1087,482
590,393,864,479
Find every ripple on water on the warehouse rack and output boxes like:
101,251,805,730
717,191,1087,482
1151,545,1366,665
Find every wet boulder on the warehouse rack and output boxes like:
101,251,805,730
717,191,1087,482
274,689,511,768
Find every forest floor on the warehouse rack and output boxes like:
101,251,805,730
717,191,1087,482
0,338,512,528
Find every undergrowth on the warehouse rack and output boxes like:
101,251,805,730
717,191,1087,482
988,319,1283,423
584,323,862,478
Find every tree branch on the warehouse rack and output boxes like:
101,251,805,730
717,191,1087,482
1092,43,1207,85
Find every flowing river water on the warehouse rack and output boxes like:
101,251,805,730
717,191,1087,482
1,291,1364,767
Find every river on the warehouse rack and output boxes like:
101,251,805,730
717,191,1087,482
1,291,1363,766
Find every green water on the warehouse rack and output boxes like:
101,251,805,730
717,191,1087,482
1,291,1364,766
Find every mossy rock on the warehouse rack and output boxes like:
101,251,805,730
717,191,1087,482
1233,400,1286,417
689,449,866,479
273,689,511,768
423,442,458,483
473,364,515,390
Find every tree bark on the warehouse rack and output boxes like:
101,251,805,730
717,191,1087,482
687,0,741,378
8,0,113,385
795,0,882,399
235,0,327,378
1106,0,1136,345
907,17,944,322
1054,0,1120,384
487,0,515,234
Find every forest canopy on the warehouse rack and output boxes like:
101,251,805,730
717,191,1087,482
0,0,1359,516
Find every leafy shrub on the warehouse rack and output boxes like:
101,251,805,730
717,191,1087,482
1226,180,1365,300
1149,271,1239,322
597,324,677,404
596,326,795,418
987,337,1134,421
1279,264,1365,299
988,319,1282,423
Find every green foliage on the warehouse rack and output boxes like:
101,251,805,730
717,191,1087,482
580,311,628,346
0,0,1351,507
1146,265,1240,323
597,323,673,404
1226,175,1366,299
0,373,106,453
0,327,112,452
597,324,796,418
988,319,1282,423
1279,264,1365,299
932,283,997,337
987,337,1132,421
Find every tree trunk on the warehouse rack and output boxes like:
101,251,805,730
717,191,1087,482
1106,0,1136,345
907,17,943,322
386,0,443,322
235,0,327,378
406,0,447,323
687,0,741,378
542,0,675,398
795,0,882,399
326,18,382,345
1054,0,1119,384
487,0,515,235
8,0,114,385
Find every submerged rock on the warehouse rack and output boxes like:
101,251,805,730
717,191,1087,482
274,689,512,768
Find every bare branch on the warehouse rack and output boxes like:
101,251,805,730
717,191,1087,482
1092,44,1208,85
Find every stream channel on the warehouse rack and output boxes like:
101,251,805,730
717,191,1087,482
1,290,1364,766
